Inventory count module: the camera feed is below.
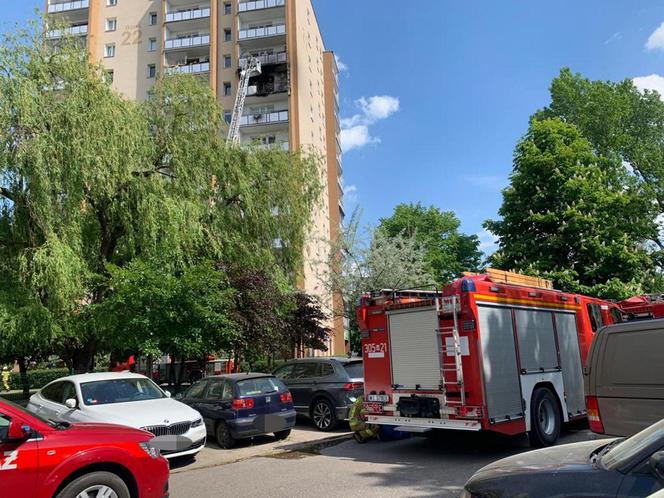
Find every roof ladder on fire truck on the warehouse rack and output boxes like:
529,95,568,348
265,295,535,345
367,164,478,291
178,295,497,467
437,295,466,406
226,57,262,146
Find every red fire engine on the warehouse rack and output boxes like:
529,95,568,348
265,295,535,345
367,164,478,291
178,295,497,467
357,269,621,446
619,294,664,321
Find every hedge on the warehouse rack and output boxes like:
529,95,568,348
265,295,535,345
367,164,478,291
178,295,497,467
8,368,70,391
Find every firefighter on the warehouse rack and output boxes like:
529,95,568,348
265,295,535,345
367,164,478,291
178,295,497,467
1,367,10,392
349,395,379,443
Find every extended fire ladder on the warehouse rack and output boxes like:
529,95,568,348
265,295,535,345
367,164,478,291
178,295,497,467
437,296,466,406
226,57,262,145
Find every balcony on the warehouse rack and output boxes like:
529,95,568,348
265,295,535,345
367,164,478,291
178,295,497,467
239,0,285,13
167,62,210,75
48,0,89,13
165,7,211,23
240,110,288,127
47,24,88,39
164,34,210,50
240,51,286,68
239,24,285,41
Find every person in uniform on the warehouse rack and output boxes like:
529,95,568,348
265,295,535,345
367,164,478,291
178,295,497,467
1,367,10,392
349,395,379,443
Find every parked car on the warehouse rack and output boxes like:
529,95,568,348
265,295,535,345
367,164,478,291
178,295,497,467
26,372,206,459
461,417,664,498
273,358,363,431
0,397,169,498
176,373,296,449
585,318,664,437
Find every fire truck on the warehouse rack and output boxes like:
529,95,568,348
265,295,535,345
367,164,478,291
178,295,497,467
619,294,664,321
357,269,621,447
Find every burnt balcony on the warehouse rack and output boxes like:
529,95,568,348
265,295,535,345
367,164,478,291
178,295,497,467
246,70,289,98
239,51,287,68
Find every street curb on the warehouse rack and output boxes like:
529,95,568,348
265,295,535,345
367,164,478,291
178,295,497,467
171,433,353,474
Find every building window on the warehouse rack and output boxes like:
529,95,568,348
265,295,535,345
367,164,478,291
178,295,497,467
149,12,158,25
104,43,116,58
224,55,232,68
224,2,231,15
147,64,156,79
148,38,157,52
224,29,231,42
224,112,232,124
107,0,117,6
105,18,117,32
223,82,232,96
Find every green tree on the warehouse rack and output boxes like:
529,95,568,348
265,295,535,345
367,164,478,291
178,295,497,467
535,68,664,248
377,203,482,284
0,21,321,372
485,118,659,299
322,209,433,353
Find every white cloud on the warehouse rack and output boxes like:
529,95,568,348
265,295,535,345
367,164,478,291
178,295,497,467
633,74,664,99
340,125,380,152
339,95,400,153
357,96,400,122
604,32,622,45
343,184,358,206
477,229,498,255
462,174,508,191
646,22,664,51
335,54,349,74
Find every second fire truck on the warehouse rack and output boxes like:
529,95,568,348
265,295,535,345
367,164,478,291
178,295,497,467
357,269,621,446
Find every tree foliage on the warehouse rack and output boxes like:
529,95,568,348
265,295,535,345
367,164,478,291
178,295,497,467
0,21,322,372
485,118,659,299
377,203,483,285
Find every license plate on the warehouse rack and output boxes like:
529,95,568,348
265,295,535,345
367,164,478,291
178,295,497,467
367,394,389,403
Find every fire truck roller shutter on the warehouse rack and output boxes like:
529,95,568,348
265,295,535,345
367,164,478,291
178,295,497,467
554,312,586,417
478,306,524,421
513,309,559,372
387,306,441,391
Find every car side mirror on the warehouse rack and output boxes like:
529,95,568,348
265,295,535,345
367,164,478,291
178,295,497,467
164,390,172,398
65,398,78,410
650,451,664,481
6,421,31,441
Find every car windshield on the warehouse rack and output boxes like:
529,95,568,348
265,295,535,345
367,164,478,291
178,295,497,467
602,418,664,469
343,361,364,379
237,377,285,397
80,378,165,406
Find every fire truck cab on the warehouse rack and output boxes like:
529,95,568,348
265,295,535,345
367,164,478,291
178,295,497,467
357,269,621,447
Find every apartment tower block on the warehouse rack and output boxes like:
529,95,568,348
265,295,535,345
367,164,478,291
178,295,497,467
46,0,346,355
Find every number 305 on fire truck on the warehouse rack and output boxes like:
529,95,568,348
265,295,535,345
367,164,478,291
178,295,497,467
357,269,621,447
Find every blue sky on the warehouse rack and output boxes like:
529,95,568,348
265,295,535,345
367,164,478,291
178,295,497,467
4,2,664,254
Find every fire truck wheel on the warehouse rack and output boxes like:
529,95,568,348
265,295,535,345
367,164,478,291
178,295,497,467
56,471,130,498
529,387,562,448
215,421,237,449
311,398,338,431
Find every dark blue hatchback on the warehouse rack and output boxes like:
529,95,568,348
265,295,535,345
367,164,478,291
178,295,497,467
176,373,296,449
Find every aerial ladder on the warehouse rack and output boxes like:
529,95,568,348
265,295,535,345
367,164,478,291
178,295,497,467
226,57,262,146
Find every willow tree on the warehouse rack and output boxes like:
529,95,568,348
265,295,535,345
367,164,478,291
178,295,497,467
0,21,321,372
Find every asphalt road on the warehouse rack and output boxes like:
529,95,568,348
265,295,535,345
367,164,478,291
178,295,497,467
170,426,598,498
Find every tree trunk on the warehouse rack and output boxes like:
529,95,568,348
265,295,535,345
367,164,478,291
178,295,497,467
71,341,96,374
177,355,187,389
168,356,176,389
18,358,29,399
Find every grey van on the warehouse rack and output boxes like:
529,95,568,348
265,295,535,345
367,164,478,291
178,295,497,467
584,319,664,437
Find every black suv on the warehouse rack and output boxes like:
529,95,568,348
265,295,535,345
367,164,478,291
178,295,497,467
273,358,364,431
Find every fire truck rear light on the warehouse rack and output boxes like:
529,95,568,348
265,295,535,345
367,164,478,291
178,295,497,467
232,398,255,410
586,396,604,434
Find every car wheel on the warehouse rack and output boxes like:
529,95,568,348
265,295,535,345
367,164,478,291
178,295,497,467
56,471,130,498
311,398,338,432
274,429,291,440
215,421,237,449
529,387,561,447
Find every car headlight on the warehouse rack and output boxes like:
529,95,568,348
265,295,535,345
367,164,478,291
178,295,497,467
139,441,161,459
191,418,203,428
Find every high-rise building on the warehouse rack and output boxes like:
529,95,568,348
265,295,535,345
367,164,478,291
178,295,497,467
46,0,346,355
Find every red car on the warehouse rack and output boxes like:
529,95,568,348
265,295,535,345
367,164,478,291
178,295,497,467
0,398,169,498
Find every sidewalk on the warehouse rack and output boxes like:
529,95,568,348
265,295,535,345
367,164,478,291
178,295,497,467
170,422,352,474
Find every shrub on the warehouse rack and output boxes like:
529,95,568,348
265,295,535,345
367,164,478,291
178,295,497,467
8,368,70,391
